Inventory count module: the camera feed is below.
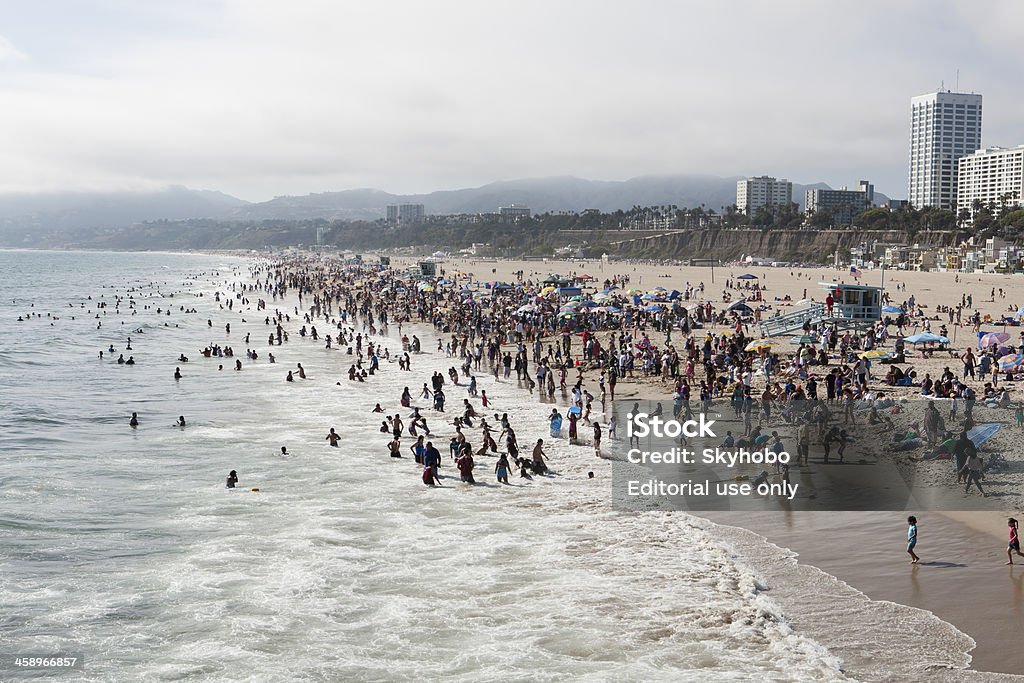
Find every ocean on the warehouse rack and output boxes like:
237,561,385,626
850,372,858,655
0,250,980,681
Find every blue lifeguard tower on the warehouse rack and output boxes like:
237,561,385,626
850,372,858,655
759,282,883,337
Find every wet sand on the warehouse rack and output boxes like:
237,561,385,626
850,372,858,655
706,511,1024,677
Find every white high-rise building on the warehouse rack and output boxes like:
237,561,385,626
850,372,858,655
736,176,792,215
957,145,1024,218
908,91,982,211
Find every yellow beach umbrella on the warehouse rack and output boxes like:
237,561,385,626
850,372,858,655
744,339,776,352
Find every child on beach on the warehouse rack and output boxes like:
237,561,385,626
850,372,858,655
1008,518,1023,565
907,516,920,564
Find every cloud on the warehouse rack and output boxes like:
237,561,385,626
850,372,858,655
0,1,1021,201
0,35,27,64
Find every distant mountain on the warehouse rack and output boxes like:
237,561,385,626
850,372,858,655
0,176,889,239
227,175,752,220
229,175,881,221
0,186,248,234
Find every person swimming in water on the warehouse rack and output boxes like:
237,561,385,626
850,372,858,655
129,412,139,428
325,427,340,447
176,416,186,427
174,367,182,380
226,470,238,488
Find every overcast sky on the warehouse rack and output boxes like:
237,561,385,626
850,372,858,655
0,0,1020,202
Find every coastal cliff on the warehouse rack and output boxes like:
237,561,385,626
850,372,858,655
583,228,963,262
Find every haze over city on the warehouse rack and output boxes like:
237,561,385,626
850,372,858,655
0,0,1022,201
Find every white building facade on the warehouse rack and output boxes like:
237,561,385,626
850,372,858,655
956,145,1024,218
908,91,982,211
736,176,792,215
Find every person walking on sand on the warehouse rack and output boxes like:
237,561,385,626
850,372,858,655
1007,518,1024,565
907,516,920,564
960,451,986,496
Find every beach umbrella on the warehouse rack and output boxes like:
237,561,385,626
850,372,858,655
998,354,1024,372
649,286,667,293
626,288,643,296
882,305,902,314
859,350,889,360
516,304,537,313
981,332,1010,347
643,304,664,312
903,332,949,344
790,335,818,344
577,274,594,280
737,274,758,279
540,286,556,295
745,339,776,352
579,300,599,308
605,306,622,314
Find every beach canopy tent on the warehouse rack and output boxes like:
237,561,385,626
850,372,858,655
557,286,582,298
728,301,753,313
737,274,758,279
790,335,818,344
903,332,950,344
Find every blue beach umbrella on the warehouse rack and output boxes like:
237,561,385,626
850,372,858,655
903,332,950,344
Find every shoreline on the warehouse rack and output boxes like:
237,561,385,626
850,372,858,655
703,511,1024,678
414,314,1016,678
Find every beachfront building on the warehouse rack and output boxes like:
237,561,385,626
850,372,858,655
805,181,874,226
908,90,983,211
499,205,532,223
735,176,792,215
386,203,426,225
956,145,1024,219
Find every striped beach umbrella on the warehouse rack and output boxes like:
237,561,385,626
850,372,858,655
998,354,1024,372
981,332,1011,347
